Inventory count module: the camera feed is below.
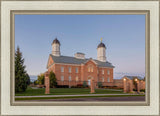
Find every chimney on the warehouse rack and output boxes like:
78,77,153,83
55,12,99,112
74,52,85,59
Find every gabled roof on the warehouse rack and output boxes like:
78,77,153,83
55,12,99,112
124,76,144,80
49,54,114,68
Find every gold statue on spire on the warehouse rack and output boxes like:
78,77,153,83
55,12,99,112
100,38,103,42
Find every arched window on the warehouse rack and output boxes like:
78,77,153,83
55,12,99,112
76,76,78,81
102,70,104,74
88,65,93,72
91,67,93,72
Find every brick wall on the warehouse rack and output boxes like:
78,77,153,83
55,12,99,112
113,79,123,88
47,59,114,86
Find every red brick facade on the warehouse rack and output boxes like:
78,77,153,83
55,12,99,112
47,56,114,86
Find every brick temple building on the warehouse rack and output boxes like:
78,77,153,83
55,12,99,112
46,38,115,87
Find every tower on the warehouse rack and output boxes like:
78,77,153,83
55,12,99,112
52,38,60,56
97,38,106,62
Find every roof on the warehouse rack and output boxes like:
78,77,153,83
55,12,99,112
50,54,114,68
52,38,60,45
124,76,144,80
97,42,106,49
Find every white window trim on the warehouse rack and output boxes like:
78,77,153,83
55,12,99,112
107,70,110,75
61,76,64,81
102,77,104,82
61,67,64,72
107,77,110,82
69,76,71,81
76,67,78,73
69,67,71,73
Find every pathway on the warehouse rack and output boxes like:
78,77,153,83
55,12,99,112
15,93,144,98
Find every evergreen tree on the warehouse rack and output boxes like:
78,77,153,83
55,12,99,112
15,46,28,92
26,74,30,85
49,71,57,88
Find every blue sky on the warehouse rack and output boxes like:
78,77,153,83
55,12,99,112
15,15,145,78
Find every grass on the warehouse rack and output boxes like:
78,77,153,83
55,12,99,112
15,95,145,101
15,86,124,96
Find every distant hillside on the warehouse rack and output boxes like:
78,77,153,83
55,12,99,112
114,72,145,79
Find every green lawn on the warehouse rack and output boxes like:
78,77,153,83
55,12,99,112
15,87,124,96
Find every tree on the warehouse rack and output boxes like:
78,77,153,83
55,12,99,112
15,46,28,92
26,74,30,85
37,73,45,85
49,71,57,88
34,80,38,85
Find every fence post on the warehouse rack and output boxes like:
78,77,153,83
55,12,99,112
45,71,50,94
123,78,127,93
129,80,133,92
90,79,95,93
137,81,140,92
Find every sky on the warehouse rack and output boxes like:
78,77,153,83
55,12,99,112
15,15,145,78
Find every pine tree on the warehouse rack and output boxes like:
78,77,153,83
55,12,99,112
15,46,29,92
26,74,30,85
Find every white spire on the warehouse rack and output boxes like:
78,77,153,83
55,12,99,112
52,38,60,56
97,38,106,62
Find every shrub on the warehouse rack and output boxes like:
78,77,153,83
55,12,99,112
140,89,145,92
97,82,102,88
129,91,136,94
71,86,77,88
133,88,137,91
83,81,87,88
56,85,69,88
77,84,83,88
139,92,144,94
